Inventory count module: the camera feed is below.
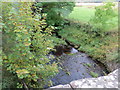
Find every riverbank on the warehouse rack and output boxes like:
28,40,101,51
46,2,119,88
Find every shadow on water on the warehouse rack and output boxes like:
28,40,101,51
44,47,108,88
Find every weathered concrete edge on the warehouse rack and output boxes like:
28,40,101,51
46,68,119,89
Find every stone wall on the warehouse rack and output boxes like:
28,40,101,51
47,68,119,89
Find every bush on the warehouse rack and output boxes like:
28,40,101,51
2,2,59,88
33,2,75,28
90,2,118,32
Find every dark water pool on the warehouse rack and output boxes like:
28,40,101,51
45,51,106,88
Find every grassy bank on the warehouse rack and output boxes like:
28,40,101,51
59,24,118,62
60,5,118,64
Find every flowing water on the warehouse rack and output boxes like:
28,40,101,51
45,48,107,88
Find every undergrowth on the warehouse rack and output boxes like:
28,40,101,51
58,24,118,63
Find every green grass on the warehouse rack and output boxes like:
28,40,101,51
89,71,98,78
67,6,118,32
59,24,118,63
83,63,92,67
67,7,95,22
104,16,118,32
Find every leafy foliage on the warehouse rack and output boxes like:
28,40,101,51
31,2,75,47
90,2,118,31
33,2,75,27
2,66,18,88
2,2,59,88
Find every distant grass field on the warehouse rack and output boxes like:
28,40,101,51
67,6,118,31
68,7,95,22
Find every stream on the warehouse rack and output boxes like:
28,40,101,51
45,47,108,88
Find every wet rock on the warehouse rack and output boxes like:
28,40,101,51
52,45,78,56
53,45,65,56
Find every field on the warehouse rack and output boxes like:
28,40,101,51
67,6,118,31
68,7,95,22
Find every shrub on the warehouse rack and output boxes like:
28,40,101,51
33,2,75,28
2,2,59,88
90,2,118,32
